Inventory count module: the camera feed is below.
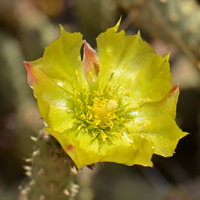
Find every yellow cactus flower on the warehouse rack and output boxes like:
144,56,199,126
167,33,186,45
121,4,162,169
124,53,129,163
24,20,187,169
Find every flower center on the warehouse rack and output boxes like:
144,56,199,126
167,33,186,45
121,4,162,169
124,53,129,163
72,83,132,142
92,99,118,129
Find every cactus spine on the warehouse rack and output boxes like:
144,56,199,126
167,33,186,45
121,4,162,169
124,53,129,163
20,130,79,200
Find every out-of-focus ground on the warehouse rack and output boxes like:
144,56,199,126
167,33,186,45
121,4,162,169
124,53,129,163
0,0,200,200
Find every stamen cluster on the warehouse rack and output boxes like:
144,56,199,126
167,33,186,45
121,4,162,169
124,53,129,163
72,84,132,142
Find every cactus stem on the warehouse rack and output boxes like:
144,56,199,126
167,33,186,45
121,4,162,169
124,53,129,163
30,136,37,142
20,135,77,200
63,189,70,196
33,148,41,157
62,159,67,164
59,166,66,173
49,183,56,191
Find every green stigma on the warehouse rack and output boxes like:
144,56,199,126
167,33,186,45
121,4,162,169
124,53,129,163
72,83,132,142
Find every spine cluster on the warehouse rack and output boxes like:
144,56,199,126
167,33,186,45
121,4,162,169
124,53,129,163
19,130,79,200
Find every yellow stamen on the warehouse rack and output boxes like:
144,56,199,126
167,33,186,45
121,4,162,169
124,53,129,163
72,83,133,142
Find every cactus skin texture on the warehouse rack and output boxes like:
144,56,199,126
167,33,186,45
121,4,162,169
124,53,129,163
20,131,79,200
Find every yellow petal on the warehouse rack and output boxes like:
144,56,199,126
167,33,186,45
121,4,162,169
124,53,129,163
96,19,125,91
42,25,87,91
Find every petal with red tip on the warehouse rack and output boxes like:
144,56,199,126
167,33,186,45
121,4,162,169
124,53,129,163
83,41,99,83
23,61,40,88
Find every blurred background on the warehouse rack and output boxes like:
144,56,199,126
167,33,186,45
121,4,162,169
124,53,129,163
0,0,200,200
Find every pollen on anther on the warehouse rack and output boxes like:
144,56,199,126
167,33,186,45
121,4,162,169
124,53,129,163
81,114,86,120
107,100,118,111
78,125,83,130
